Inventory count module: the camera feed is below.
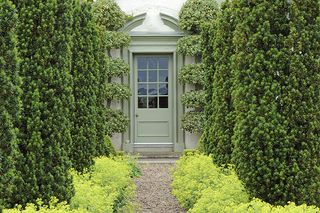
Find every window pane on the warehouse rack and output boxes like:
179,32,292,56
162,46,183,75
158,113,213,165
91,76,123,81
138,97,147,108
149,70,157,82
159,83,168,95
148,57,157,69
159,70,168,82
159,97,168,108
159,57,168,69
138,84,147,95
138,57,147,69
148,97,158,108
148,84,158,95
138,71,147,82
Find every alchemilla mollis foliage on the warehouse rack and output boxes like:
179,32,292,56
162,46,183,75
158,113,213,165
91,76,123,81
0,0,22,208
17,0,74,205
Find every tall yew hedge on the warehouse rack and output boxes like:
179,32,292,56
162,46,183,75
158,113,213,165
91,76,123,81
17,0,74,204
203,0,320,205
231,0,290,205
202,0,236,164
278,0,320,205
71,0,100,172
0,0,22,208
203,0,320,206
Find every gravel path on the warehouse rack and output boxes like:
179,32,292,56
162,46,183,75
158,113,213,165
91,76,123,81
134,163,185,213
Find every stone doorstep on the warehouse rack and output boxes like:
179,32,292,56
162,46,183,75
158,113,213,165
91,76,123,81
134,152,182,158
138,158,179,164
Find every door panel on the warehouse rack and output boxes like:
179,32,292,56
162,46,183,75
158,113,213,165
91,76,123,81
134,55,173,144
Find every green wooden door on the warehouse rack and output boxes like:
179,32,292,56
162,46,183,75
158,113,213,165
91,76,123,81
134,55,173,145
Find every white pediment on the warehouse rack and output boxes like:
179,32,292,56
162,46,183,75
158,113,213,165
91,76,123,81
116,0,186,34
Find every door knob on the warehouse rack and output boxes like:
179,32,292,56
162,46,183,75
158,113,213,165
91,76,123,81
135,114,139,117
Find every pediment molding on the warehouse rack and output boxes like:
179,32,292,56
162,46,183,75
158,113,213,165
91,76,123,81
121,11,184,36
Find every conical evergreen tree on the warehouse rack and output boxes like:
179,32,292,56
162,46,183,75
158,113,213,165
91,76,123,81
202,0,237,164
71,0,100,172
278,0,320,205
0,0,22,208
17,0,74,204
231,0,320,206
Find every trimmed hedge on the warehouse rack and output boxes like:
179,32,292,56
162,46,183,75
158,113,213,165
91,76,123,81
94,0,131,136
17,0,74,204
71,0,101,172
177,35,202,56
106,109,130,136
105,83,131,101
103,31,131,50
93,0,128,31
106,58,130,78
178,63,205,86
181,90,206,109
181,111,205,134
202,0,236,165
232,0,320,206
0,0,22,208
178,0,218,134
179,0,218,34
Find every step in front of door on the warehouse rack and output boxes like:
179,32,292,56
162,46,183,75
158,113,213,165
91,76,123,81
133,142,173,153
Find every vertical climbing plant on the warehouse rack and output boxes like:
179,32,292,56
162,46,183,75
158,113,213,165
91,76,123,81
94,0,131,136
177,0,218,134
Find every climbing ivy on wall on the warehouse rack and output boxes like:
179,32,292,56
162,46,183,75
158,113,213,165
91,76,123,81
94,0,131,136
177,0,218,134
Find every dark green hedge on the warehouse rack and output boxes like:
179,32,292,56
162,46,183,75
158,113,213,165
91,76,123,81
0,0,22,208
202,0,236,165
17,0,74,205
203,0,320,207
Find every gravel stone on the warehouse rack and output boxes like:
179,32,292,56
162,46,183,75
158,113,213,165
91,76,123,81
134,163,185,213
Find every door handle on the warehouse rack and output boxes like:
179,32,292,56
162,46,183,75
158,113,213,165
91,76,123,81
135,114,139,117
